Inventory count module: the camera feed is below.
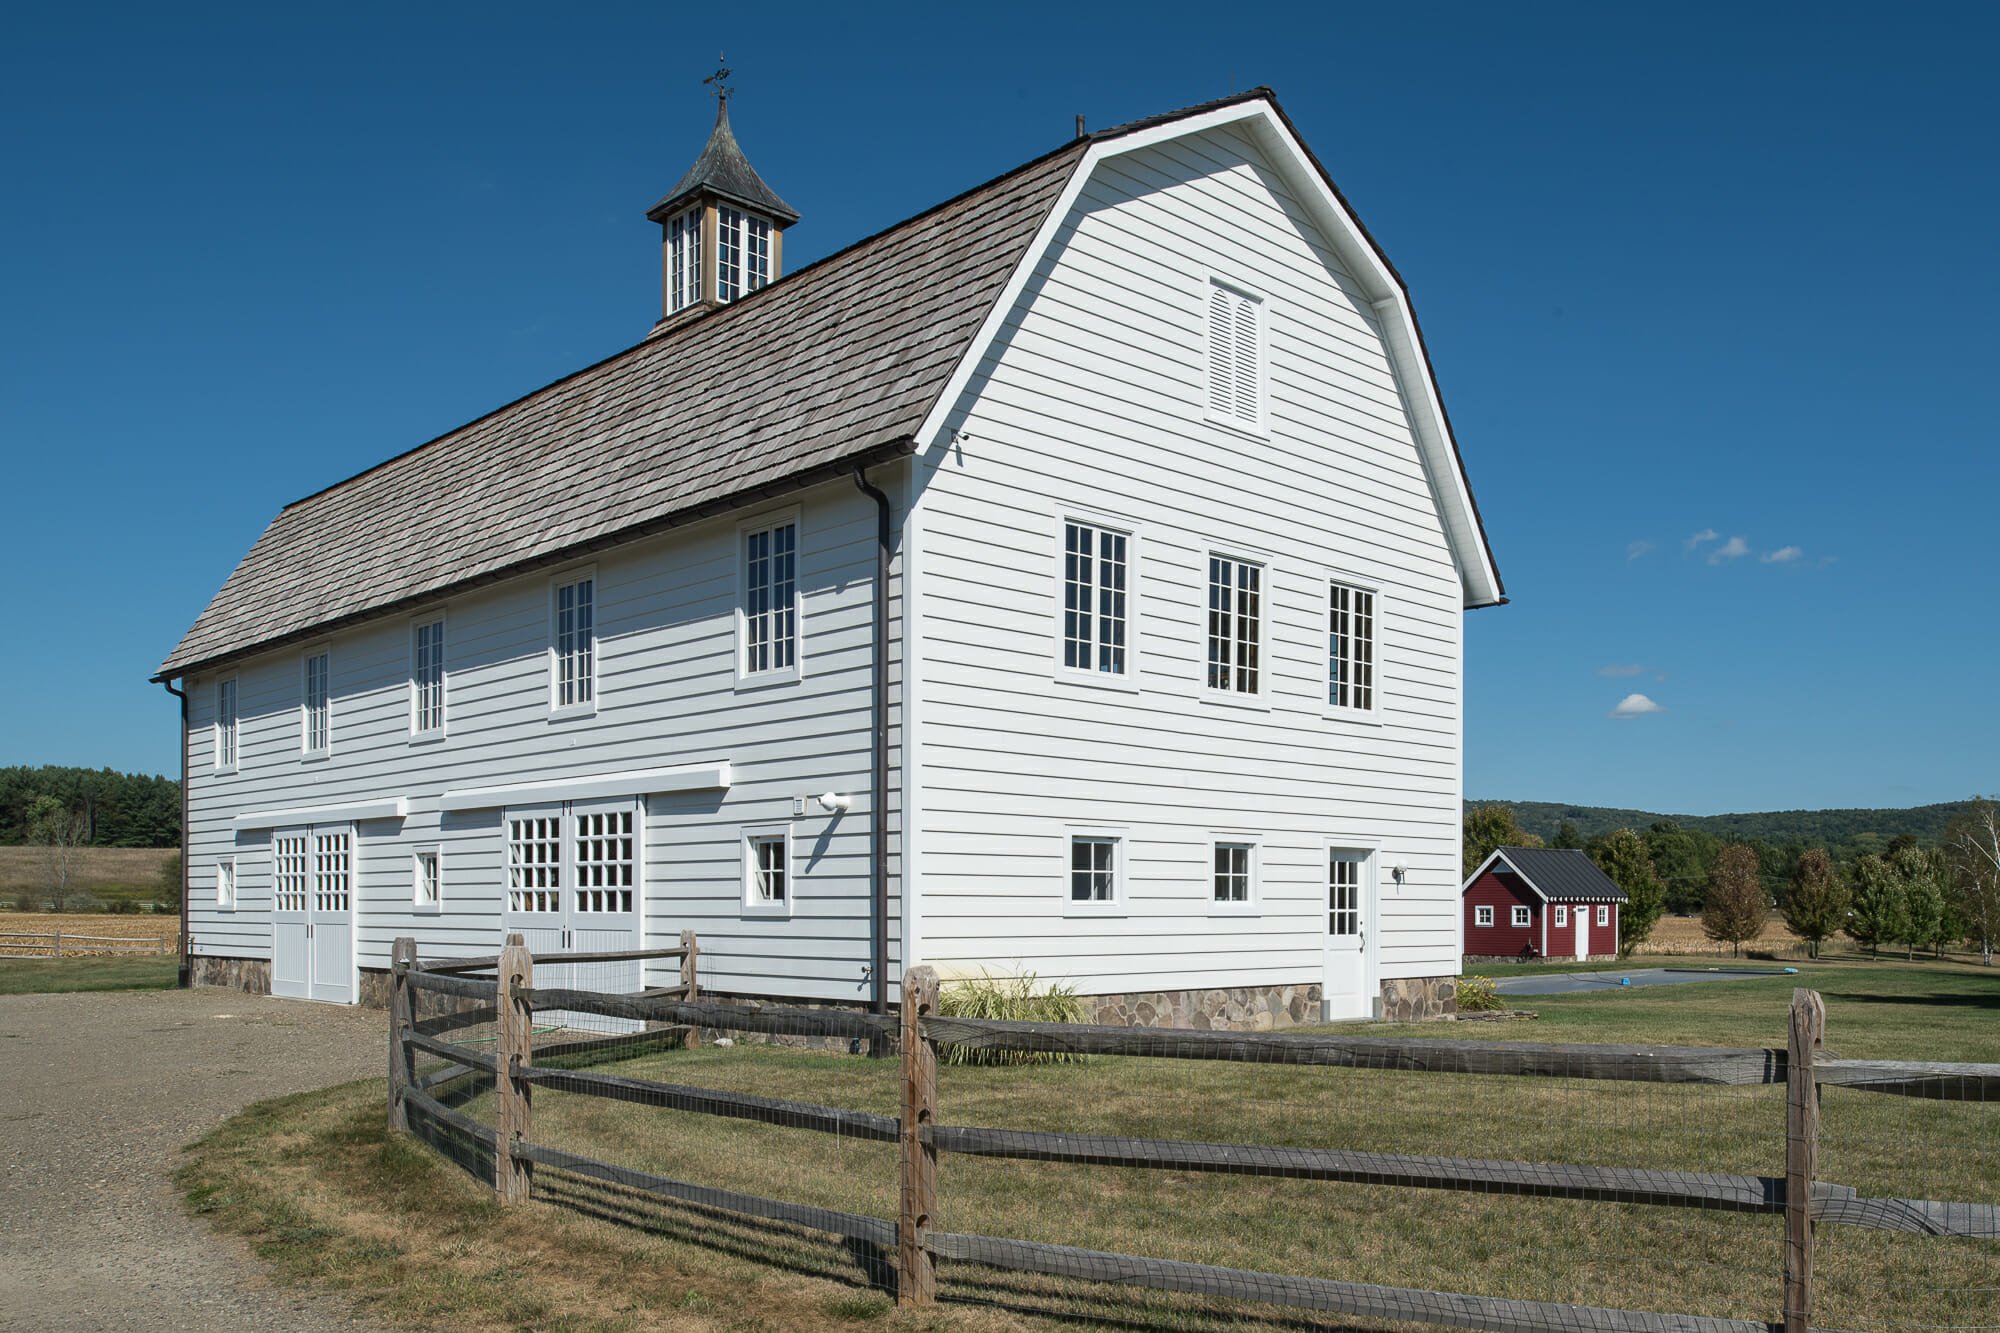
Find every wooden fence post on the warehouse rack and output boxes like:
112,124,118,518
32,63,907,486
1785,987,1825,1333
680,929,699,999
496,933,534,1204
898,965,940,1305
53,927,61,959
388,937,416,1133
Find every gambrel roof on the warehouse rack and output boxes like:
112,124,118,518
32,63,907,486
1466,847,1630,904
159,89,1501,680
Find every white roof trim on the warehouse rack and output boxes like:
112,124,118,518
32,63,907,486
1461,847,1547,901
236,797,408,830
439,762,731,812
915,98,1500,608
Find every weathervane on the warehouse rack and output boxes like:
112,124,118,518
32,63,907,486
704,55,733,107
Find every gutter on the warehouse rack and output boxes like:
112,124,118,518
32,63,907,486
852,465,893,1018
159,679,191,988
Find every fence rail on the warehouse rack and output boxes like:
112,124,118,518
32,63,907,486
0,928,178,957
387,939,2000,1333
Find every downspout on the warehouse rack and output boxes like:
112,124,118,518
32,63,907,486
160,679,191,988
852,466,892,1017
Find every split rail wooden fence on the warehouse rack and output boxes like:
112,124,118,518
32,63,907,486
390,940,2000,1333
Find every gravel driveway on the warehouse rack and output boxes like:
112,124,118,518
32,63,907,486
0,988,389,1331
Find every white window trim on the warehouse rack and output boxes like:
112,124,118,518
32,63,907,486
216,857,237,912
1053,507,1142,691
1204,276,1269,438
1323,572,1384,724
741,823,794,919
1474,904,1494,928
1207,832,1261,916
548,566,599,718
1554,904,1568,927
1511,904,1531,928
212,676,239,774
300,647,331,760
734,507,804,689
1063,825,1128,917
412,846,442,913
1598,905,1611,927
409,610,448,742
1200,543,1273,708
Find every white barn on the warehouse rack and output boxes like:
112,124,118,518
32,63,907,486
156,88,1503,1027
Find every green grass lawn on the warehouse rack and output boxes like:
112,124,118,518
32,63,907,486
181,958,2000,1332
0,955,178,995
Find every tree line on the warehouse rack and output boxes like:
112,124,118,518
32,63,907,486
1465,799,2000,966
0,767,180,848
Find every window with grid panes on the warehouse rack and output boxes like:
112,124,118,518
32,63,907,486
413,619,445,734
1555,905,1568,927
313,832,350,913
1598,905,1610,927
1328,582,1375,712
1206,556,1262,694
573,809,636,914
748,834,787,904
554,578,594,708
1213,842,1253,904
1475,904,1493,927
667,208,702,312
1070,836,1118,903
507,816,562,914
302,653,329,753
273,834,308,912
715,207,771,304
1329,855,1361,936
217,858,236,909
742,522,797,675
215,678,237,769
1512,904,1531,928
1207,282,1261,429
1062,521,1128,675
413,850,440,907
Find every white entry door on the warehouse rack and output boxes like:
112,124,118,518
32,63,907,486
270,826,354,1003
271,830,311,999
1322,847,1376,1021
502,799,643,1034
1576,910,1590,960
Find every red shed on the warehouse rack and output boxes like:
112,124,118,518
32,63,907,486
1463,847,1626,964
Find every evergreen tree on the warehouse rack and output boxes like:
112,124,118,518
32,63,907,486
1587,828,1664,956
1551,820,1584,850
1782,848,1849,959
1702,844,1768,957
1846,854,1908,958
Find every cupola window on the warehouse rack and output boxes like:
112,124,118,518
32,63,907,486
667,209,703,314
716,207,772,303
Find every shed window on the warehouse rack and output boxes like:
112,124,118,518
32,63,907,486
1554,905,1568,927
1511,905,1531,928
302,653,329,754
553,577,595,709
413,618,445,735
1474,904,1493,927
1598,905,1610,927
1063,520,1129,675
1207,281,1262,428
742,521,798,676
1206,555,1263,694
214,678,237,770
1328,582,1376,712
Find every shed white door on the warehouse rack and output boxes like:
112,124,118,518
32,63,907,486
1576,909,1590,960
1322,849,1375,1021
271,830,311,999
501,800,642,1034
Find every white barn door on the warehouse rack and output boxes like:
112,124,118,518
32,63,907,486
502,800,642,1035
308,829,356,1004
1322,847,1378,1021
271,830,311,999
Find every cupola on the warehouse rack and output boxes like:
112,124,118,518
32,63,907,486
646,74,798,327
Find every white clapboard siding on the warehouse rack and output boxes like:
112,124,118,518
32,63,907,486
908,123,1464,995
183,470,907,1002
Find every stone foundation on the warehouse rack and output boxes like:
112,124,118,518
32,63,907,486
357,967,393,1009
1379,974,1457,1022
189,954,271,996
1084,983,1323,1031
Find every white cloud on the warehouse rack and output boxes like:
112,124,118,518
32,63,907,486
1707,536,1750,564
1627,540,1656,560
1598,664,1646,677
1609,693,1665,719
1685,528,1720,551
1762,546,1803,564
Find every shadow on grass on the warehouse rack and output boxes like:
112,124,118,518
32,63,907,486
1818,990,2000,1010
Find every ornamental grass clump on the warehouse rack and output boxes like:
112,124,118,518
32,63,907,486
1455,974,1504,1013
935,970,1089,1066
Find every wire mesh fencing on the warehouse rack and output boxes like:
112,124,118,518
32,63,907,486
389,947,2000,1332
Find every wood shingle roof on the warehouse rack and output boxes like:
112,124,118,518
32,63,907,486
158,137,1086,678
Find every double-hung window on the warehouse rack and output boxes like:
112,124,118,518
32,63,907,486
301,652,329,755
743,826,791,917
412,617,445,736
552,576,595,711
1206,281,1262,430
1206,554,1264,695
1068,833,1122,907
1212,840,1256,907
214,678,237,770
1061,519,1129,677
666,208,703,313
1597,905,1610,927
1475,904,1494,927
1327,581,1377,715
1554,905,1569,927
741,519,799,679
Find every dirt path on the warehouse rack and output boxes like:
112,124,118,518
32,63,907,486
0,988,388,1331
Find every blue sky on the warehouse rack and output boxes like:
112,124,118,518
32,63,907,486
1,3,1994,814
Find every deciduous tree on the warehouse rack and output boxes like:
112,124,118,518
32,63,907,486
1588,828,1663,956
26,795,87,911
1945,797,2000,966
1893,845,1951,960
1782,848,1849,959
1702,843,1767,957
1846,854,1907,958
1464,805,1541,878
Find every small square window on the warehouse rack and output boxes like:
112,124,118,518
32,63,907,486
413,849,441,909
1597,905,1610,927
216,858,236,910
1511,905,1531,928
1069,835,1120,905
743,827,792,917
1474,904,1493,927
1212,841,1255,906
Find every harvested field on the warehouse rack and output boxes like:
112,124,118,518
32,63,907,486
1632,912,1805,957
0,911,180,955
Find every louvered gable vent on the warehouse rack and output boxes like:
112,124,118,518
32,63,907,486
1207,281,1262,428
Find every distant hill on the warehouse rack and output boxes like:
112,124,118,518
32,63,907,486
1470,798,1978,858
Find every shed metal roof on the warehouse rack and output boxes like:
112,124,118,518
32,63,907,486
1480,847,1630,904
